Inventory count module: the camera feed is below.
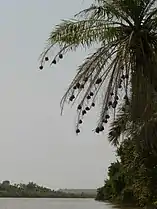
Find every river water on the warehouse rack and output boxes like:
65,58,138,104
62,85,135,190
0,198,116,209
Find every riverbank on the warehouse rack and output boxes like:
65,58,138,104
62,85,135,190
0,181,95,198
95,197,156,209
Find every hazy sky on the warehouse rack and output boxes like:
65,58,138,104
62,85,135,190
0,0,116,189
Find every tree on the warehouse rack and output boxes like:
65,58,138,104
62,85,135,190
107,94,157,152
26,182,37,190
96,137,157,207
95,96,157,206
96,187,105,201
2,180,10,186
40,0,157,139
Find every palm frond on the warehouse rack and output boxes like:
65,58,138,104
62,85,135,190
40,0,157,138
40,19,120,65
131,102,157,152
143,7,157,26
108,105,131,146
142,0,157,18
77,0,133,27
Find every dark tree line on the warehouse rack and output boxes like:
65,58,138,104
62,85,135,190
96,138,157,207
0,181,93,198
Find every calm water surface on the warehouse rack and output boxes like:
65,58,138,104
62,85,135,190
0,198,117,209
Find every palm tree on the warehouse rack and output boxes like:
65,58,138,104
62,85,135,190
40,0,157,135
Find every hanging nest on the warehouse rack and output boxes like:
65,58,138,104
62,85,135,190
39,0,157,134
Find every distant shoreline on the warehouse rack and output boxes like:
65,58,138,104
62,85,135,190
0,197,95,198
0,181,96,199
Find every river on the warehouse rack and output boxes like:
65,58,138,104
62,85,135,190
0,198,117,209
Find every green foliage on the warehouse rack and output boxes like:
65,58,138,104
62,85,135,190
40,0,157,140
0,181,93,198
96,187,105,201
96,138,157,207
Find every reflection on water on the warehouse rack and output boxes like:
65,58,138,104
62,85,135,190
111,202,140,209
0,199,97,209
0,198,138,209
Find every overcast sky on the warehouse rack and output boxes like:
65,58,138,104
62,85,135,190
0,0,116,189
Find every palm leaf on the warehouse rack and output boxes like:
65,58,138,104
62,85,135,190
108,105,132,146
40,0,157,138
